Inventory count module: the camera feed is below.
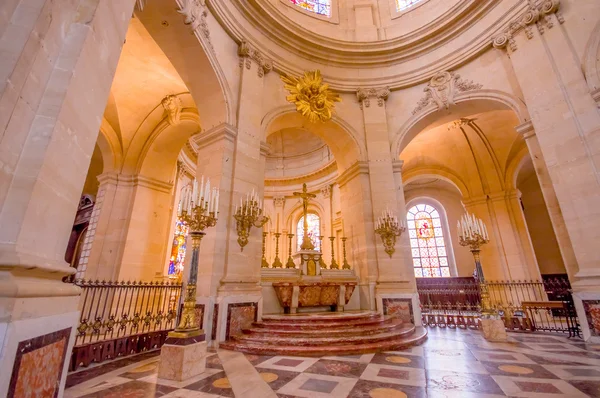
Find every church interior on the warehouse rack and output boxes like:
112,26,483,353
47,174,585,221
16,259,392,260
2,0,600,397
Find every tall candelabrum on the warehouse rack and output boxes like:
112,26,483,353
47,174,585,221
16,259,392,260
318,235,327,268
272,232,283,268
286,233,295,268
233,190,269,251
457,212,494,317
374,210,406,258
329,236,339,269
341,237,351,269
172,176,219,338
261,231,269,268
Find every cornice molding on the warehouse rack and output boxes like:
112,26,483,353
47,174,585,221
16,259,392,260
265,160,337,187
392,160,404,174
356,87,390,109
492,0,563,52
97,172,174,193
336,161,369,188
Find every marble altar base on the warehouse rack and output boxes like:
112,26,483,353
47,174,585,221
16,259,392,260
480,318,508,341
158,338,207,381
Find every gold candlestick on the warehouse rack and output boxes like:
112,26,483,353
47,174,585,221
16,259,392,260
286,233,295,268
341,237,351,269
374,211,405,258
272,232,283,268
329,236,339,269
261,231,269,268
318,235,327,268
234,194,269,251
458,213,494,317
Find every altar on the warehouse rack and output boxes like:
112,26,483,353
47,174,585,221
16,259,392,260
260,184,359,314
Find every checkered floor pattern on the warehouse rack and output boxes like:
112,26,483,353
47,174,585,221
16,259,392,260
65,328,600,397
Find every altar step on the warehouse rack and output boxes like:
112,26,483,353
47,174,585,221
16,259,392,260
219,311,427,356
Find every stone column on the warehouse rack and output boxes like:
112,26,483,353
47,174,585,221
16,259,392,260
193,42,272,344
493,1,600,339
516,121,579,281
356,88,420,324
0,0,135,395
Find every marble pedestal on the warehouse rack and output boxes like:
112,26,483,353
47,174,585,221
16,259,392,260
158,335,207,381
480,318,508,341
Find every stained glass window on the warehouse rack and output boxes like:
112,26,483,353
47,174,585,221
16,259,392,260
168,217,189,278
396,0,423,11
407,204,450,278
297,213,321,251
289,0,331,17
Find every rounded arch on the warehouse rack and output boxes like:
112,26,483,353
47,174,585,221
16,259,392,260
98,118,124,173
505,145,531,192
404,197,459,277
392,89,530,158
262,106,366,174
136,2,235,129
402,167,470,198
583,21,600,93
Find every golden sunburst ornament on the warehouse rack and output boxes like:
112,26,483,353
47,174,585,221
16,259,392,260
281,70,341,123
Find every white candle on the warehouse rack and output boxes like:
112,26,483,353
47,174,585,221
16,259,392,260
200,176,204,199
216,190,220,212
192,179,198,204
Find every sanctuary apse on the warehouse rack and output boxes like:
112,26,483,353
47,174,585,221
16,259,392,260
2,0,600,396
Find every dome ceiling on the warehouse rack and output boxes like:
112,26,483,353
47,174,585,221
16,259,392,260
210,0,524,89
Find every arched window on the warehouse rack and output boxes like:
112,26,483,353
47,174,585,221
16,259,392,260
297,213,321,251
407,204,450,277
167,217,189,278
289,0,331,17
396,0,423,11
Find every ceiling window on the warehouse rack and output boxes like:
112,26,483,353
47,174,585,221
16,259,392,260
407,204,450,278
396,0,423,11
289,0,331,17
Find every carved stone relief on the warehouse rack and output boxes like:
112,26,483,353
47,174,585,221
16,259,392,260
412,71,482,115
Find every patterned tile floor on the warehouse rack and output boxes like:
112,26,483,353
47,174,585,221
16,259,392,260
65,328,600,397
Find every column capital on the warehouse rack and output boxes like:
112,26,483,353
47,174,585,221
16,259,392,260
492,0,563,52
515,121,536,140
192,123,238,151
392,160,404,174
238,41,273,77
356,87,390,109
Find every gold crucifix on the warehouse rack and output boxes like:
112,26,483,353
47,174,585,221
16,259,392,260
293,183,317,250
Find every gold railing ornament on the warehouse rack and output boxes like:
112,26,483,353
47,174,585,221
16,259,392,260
281,70,341,123
374,210,406,258
457,212,495,317
234,190,269,251
172,176,219,338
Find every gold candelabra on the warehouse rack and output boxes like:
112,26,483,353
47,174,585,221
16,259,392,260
341,237,351,269
233,190,269,251
329,236,339,269
374,210,406,258
261,231,269,268
458,212,494,317
286,233,295,268
172,176,218,338
272,232,283,268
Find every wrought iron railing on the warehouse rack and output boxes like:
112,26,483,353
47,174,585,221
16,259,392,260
416,276,580,337
70,279,183,371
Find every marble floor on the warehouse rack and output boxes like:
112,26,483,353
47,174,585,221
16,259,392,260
64,328,600,398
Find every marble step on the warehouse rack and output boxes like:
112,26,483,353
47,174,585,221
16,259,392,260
220,327,428,357
251,315,388,330
260,311,380,323
242,317,405,338
233,325,416,346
